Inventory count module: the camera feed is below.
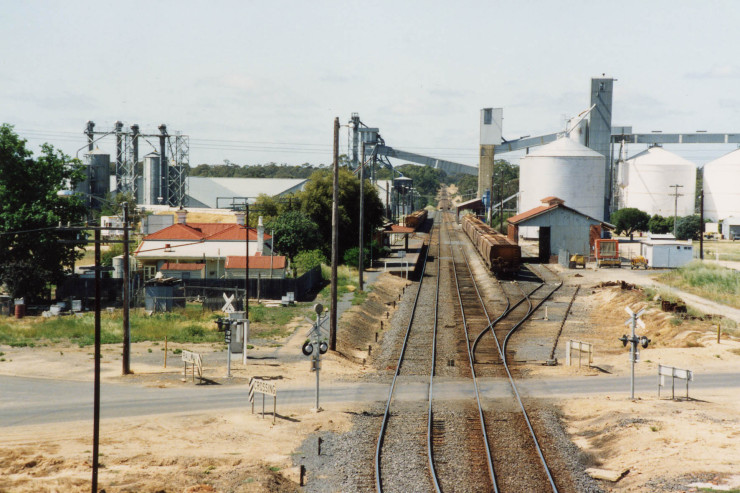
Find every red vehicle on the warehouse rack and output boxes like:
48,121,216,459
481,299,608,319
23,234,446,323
595,239,621,268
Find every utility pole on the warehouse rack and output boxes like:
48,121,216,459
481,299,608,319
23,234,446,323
499,164,505,233
92,227,101,493
359,142,365,292
670,184,684,237
122,203,131,375
489,171,495,227
245,204,250,319
699,188,704,260
330,117,339,351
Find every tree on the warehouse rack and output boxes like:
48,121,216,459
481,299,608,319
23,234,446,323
676,215,702,240
610,208,650,236
299,168,384,259
648,214,672,234
0,124,87,301
266,211,321,264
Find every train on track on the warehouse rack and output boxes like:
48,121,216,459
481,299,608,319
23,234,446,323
461,214,521,276
404,209,428,230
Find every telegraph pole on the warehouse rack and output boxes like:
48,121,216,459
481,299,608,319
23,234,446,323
122,203,131,375
330,118,339,351
699,188,704,260
359,142,365,292
670,184,684,237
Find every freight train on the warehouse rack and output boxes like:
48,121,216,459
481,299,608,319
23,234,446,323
461,214,521,276
404,209,428,230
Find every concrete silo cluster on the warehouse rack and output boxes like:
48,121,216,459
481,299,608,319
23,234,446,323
616,145,696,217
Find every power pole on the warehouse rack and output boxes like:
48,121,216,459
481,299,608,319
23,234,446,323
330,117,339,351
359,142,365,292
670,184,684,237
122,203,131,375
699,188,704,260
499,164,505,233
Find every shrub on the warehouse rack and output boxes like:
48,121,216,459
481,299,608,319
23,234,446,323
294,249,327,275
343,246,370,268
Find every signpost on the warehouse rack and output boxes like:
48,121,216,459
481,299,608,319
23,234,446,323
302,304,329,412
619,307,651,399
249,377,277,424
181,350,203,382
658,364,694,400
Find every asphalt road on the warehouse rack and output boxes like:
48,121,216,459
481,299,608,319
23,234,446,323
2,371,738,427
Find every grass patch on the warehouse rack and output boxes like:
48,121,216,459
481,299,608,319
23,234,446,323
0,300,314,347
319,264,359,300
659,261,740,309
352,290,369,305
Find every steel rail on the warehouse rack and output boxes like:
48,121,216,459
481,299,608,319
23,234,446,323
374,218,435,493
446,212,499,493
426,215,443,493
500,279,563,492
452,224,563,492
471,282,544,361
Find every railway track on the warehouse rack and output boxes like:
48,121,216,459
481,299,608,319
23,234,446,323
374,210,565,492
446,211,563,492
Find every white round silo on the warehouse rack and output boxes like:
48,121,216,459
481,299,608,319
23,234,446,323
143,152,161,205
703,147,740,221
618,145,696,217
519,137,606,220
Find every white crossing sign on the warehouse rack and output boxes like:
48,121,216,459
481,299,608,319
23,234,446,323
249,377,277,424
658,364,694,400
221,293,235,313
181,350,203,382
565,340,594,367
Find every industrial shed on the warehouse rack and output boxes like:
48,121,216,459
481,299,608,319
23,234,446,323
507,197,612,262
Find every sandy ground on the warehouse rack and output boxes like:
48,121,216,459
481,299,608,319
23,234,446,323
1,264,739,492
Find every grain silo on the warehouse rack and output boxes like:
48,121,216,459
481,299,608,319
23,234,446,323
85,148,110,207
519,137,606,220
617,145,696,217
143,152,161,205
703,147,740,221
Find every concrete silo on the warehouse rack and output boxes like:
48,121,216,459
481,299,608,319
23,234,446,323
519,137,606,220
143,152,161,205
617,145,696,217
80,148,110,208
703,147,740,221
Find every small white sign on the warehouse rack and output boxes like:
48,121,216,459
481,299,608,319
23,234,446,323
222,293,235,313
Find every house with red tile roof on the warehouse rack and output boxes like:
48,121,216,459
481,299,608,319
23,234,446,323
224,253,288,279
134,210,275,280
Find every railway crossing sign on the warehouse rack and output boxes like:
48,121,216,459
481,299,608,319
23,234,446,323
249,377,277,424
221,293,235,313
620,306,651,399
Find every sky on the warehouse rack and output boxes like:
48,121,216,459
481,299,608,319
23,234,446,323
3,0,740,168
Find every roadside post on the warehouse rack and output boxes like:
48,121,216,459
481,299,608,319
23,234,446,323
215,317,234,377
302,304,329,412
619,307,651,400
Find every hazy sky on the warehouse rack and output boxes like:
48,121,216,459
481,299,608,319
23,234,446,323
3,0,740,168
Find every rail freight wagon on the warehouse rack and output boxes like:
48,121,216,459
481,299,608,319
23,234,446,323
461,214,521,276
405,209,428,230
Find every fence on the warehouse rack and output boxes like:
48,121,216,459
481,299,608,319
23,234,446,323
55,266,323,310
183,266,322,310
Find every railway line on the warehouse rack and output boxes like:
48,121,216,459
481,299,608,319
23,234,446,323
373,209,567,492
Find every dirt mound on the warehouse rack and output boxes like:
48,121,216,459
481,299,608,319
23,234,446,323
337,273,409,363
586,284,721,351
